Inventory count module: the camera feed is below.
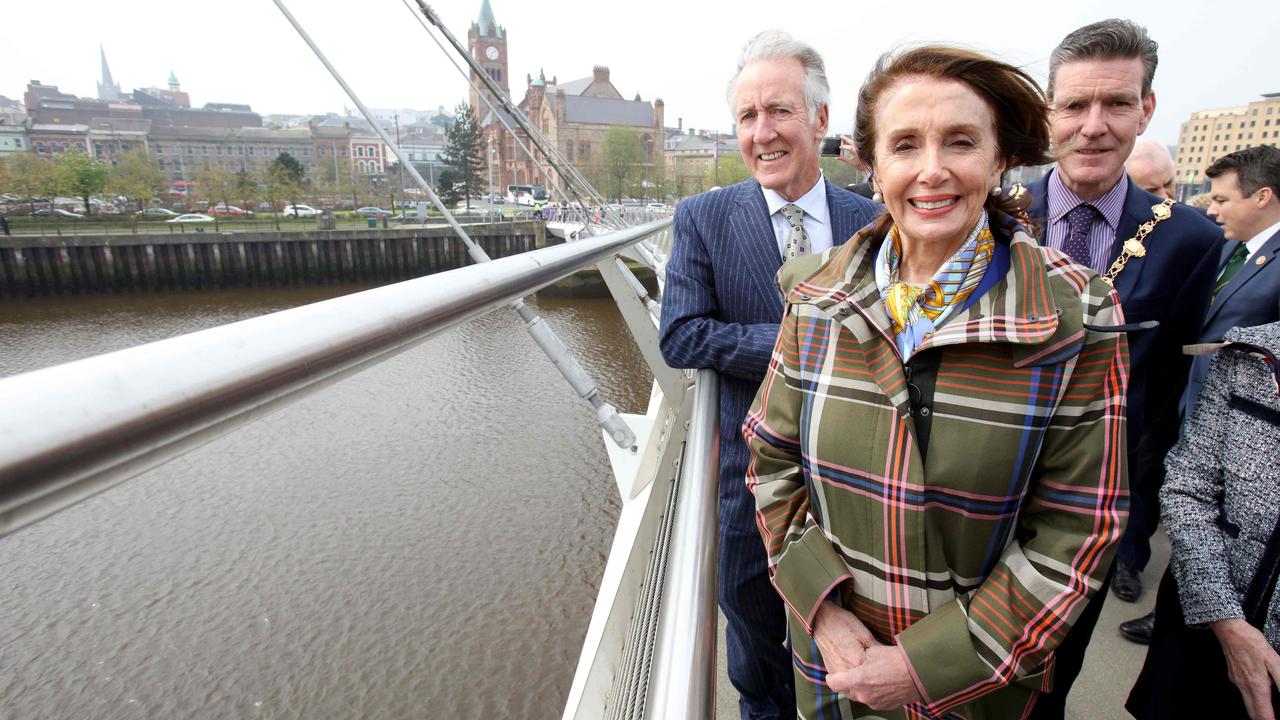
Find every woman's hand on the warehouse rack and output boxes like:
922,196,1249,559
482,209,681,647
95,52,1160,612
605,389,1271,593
826,645,924,710
813,602,924,709
1214,618,1280,720
813,601,877,676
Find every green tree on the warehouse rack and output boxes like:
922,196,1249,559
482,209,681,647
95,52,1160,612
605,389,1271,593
196,162,236,211
53,149,109,215
267,154,306,220
108,148,165,212
439,102,482,208
234,170,262,214
2,154,57,214
704,152,751,188
599,127,643,203
820,157,864,189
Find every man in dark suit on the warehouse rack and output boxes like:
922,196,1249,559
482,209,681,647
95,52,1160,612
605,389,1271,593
1023,19,1223,719
1185,145,1280,412
658,30,878,720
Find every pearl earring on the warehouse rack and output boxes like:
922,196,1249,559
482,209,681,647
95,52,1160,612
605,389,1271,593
990,185,1003,197
871,191,883,203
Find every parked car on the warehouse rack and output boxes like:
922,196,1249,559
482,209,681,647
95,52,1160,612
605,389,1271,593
137,208,180,218
208,203,253,216
34,208,85,219
283,204,321,218
354,206,389,217
488,192,504,204
646,202,669,210
167,213,215,223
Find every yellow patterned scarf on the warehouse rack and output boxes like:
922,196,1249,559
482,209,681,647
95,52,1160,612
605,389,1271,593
881,214,995,338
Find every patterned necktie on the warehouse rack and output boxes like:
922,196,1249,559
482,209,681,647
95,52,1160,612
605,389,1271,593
1214,242,1251,299
779,203,809,260
1062,203,1099,268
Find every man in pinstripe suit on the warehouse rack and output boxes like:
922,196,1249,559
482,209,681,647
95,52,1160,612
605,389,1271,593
658,31,879,720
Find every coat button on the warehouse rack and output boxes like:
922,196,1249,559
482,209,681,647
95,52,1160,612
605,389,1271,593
800,294,812,301
919,406,931,417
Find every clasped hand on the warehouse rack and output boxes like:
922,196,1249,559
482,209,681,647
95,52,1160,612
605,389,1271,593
813,601,924,710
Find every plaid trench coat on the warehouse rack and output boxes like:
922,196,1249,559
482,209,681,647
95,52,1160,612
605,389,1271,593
744,218,1130,719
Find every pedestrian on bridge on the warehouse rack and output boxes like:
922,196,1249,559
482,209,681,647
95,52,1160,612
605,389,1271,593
659,30,879,720
745,45,1129,719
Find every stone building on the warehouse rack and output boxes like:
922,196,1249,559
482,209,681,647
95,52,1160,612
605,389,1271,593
466,2,664,199
1175,92,1280,196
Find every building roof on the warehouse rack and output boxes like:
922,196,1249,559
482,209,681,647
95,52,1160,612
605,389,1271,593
561,95,653,127
554,77,593,96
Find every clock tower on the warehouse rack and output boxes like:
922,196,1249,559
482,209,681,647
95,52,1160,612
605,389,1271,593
467,0,509,122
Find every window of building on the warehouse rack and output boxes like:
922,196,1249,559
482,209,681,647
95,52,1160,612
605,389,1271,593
34,141,45,152
579,142,589,161
14,139,21,149
566,143,574,162
340,148,347,157
1227,122,1233,129
357,146,365,157
186,145,193,154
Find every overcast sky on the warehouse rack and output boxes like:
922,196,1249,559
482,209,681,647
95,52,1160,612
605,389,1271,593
4,0,1274,148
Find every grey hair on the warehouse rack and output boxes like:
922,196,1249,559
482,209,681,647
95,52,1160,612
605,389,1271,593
1048,19,1159,98
725,30,830,121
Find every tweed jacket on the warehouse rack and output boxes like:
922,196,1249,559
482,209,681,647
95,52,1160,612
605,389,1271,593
744,218,1130,719
1162,321,1280,648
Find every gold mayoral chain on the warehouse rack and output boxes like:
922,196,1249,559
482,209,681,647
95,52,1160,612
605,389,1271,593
1100,199,1174,286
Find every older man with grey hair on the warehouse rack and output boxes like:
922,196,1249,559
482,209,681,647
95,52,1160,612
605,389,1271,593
659,30,879,720
1025,18,1223,720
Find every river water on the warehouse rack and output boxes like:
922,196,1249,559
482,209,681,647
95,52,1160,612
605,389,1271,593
0,285,652,719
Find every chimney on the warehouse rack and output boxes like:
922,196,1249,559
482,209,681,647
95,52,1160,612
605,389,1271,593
593,65,610,84
678,117,683,130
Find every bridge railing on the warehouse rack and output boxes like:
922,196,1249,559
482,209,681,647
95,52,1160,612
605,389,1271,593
0,218,666,536
0,213,719,720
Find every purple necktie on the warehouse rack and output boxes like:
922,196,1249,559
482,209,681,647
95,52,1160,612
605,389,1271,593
1063,203,1099,269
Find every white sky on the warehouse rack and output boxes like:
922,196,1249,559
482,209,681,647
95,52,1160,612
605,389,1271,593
3,0,1274,147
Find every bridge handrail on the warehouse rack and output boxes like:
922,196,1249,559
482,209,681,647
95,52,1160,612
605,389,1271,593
643,368,719,720
0,218,671,537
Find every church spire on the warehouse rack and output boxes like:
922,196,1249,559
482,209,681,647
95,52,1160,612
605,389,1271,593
97,44,121,102
476,0,502,39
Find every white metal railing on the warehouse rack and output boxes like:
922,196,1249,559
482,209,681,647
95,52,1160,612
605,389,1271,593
0,220,668,537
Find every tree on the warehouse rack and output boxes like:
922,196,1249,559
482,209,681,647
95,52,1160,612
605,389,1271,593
107,148,165,212
439,102,482,208
599,127,643,203
704,152,751,189
820,157,864,189
2,154,57,214
196,162,236,211
267,153,306,220
53,149,109,215
234,170,262,214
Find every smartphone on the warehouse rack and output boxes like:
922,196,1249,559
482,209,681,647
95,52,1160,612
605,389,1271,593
820,137,842,157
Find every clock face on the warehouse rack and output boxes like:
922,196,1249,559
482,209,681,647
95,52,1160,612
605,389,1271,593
485,46,499,61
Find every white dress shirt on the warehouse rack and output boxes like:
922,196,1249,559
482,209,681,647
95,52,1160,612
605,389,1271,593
761,175,833,259
1242,217,1280,261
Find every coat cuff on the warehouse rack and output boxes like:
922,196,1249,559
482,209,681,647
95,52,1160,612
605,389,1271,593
896,600,994,712
772,526,852,636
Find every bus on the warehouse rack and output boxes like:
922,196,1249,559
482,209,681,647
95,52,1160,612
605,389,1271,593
505,184,549,206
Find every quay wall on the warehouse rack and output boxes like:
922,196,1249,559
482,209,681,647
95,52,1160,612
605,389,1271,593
0,222,547,297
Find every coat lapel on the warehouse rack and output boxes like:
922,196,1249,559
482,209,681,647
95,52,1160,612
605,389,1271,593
1106,179,1163,302
1205,229,1280,326
826,179,878,247
729,180,785,305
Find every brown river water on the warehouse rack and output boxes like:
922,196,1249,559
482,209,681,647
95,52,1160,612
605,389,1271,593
0,285,652,719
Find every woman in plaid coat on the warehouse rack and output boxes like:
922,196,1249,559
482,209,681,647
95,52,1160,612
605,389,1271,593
744,48,1130,719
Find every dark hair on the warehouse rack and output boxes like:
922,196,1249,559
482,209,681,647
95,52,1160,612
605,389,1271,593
853,45,1051,230
1206,145,1280,198
1048,19,1158,98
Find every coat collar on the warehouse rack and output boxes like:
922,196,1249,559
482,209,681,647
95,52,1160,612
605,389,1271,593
785,213,1062,360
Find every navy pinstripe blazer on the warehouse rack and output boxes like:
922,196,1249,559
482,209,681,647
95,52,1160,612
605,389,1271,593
658,178,880,531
